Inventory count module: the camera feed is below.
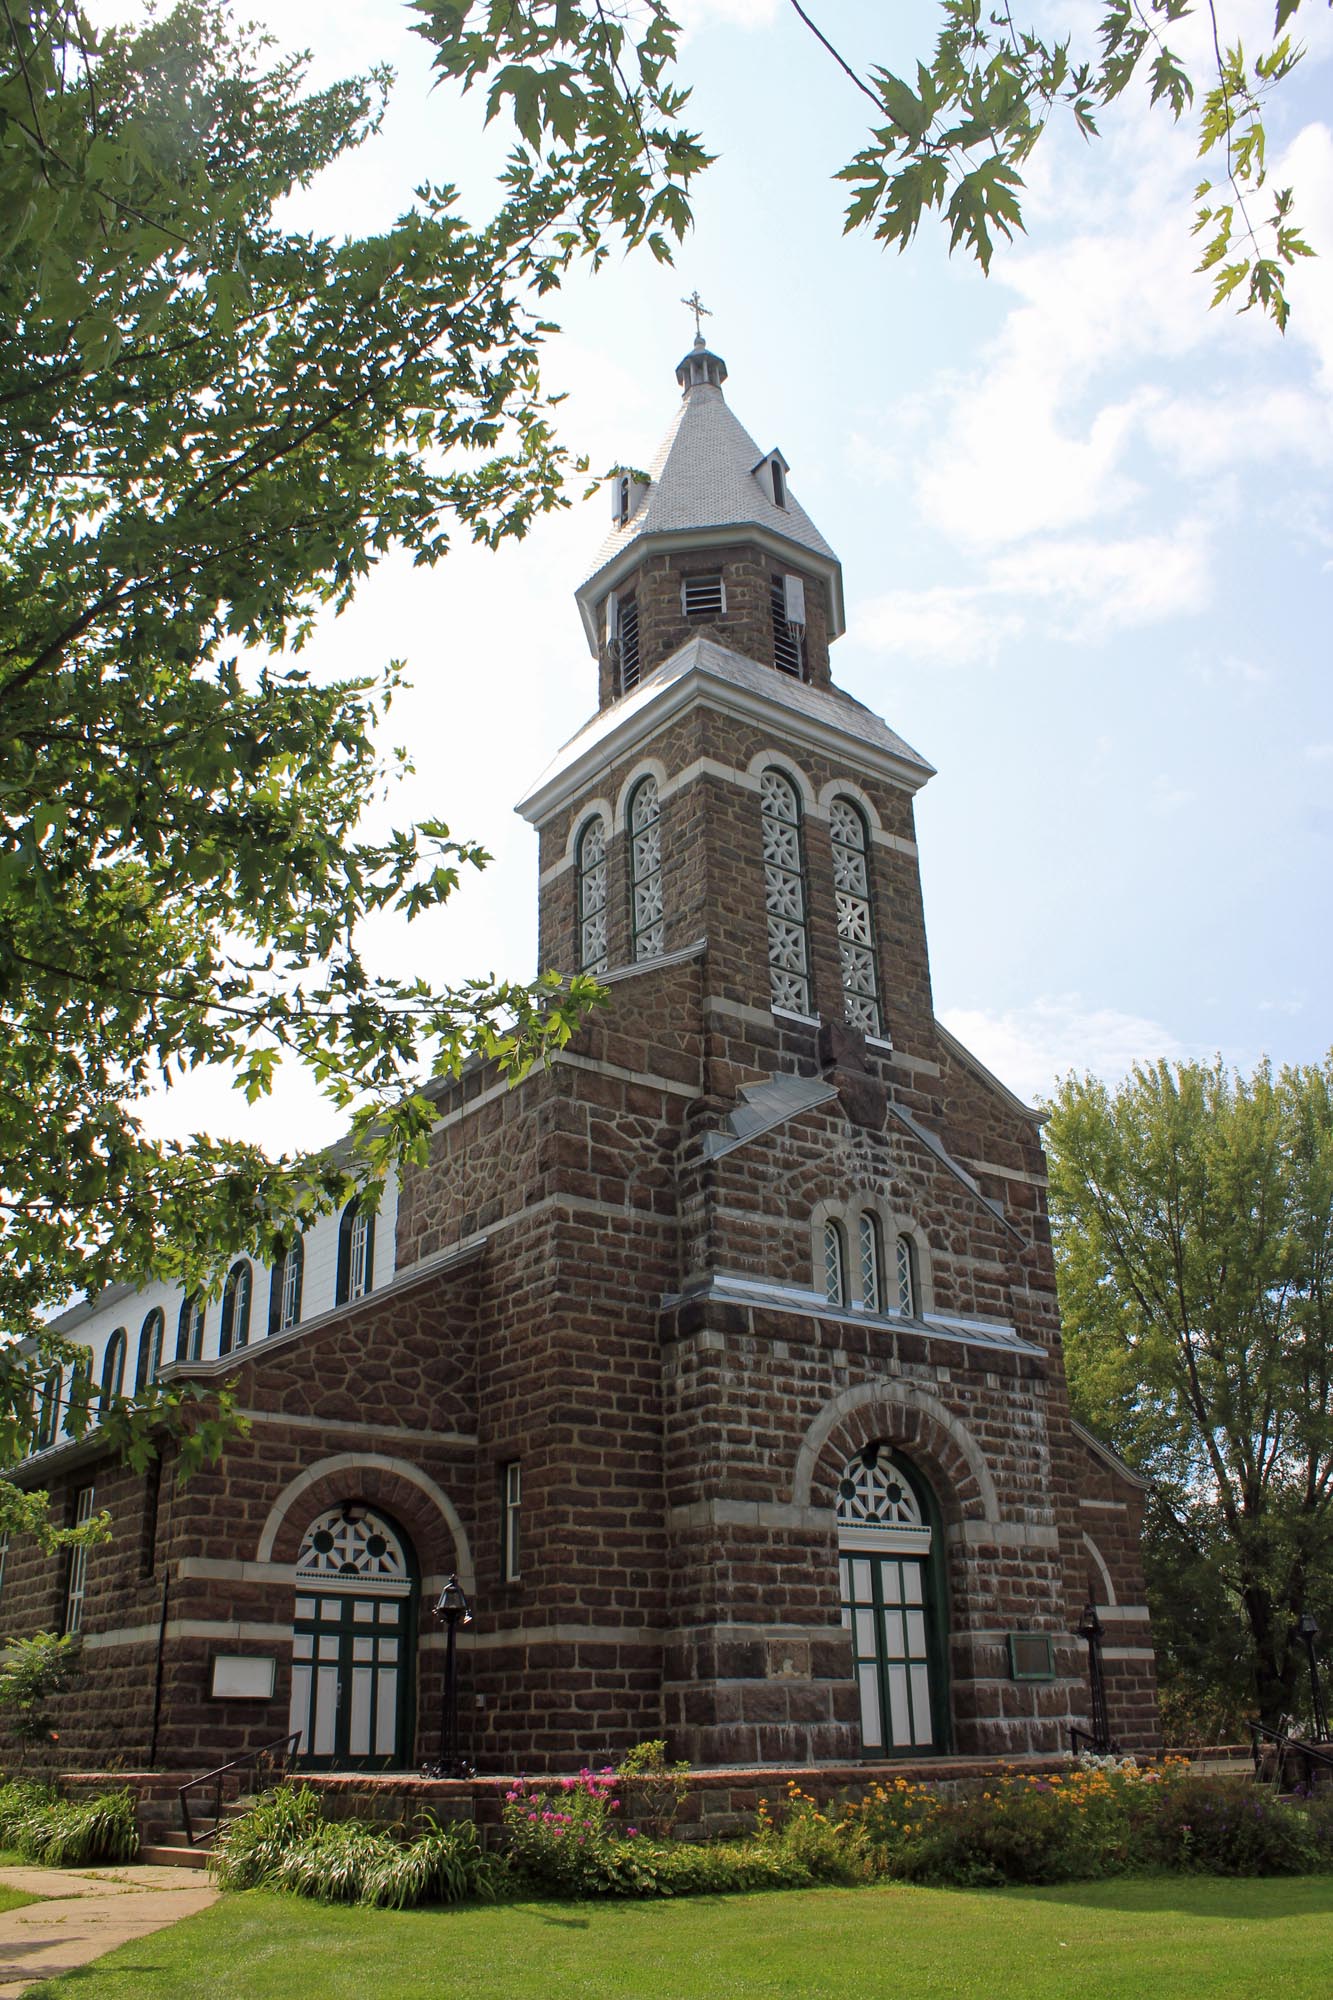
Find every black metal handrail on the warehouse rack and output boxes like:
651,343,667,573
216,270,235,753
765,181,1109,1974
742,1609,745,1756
1069,1724,1122,1756
179,1731,302,1847
1249,1719,1333,1787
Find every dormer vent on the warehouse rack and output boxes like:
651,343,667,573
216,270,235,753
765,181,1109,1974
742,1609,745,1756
610,472,648,525
752,448,790,509
681,573,725,619
772,573,806,679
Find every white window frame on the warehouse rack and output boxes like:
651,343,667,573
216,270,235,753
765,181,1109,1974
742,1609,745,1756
64,1485,95,1636
502,1461,522,1582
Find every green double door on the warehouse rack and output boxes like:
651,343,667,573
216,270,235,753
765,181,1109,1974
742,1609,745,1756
289,1589,411,1769
839,1547,940,1755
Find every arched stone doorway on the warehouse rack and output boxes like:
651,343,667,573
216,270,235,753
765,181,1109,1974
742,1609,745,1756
288,1504,417,1770
836,1444,950,1756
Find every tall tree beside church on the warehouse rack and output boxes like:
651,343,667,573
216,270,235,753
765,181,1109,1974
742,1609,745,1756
0,0,705,1456
421,0,1318,326
1047,1056,1333,1729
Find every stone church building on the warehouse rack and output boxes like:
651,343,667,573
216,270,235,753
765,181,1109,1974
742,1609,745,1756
3,336,1157,1779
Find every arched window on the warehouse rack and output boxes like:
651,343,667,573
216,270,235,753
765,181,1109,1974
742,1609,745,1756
35,1367,61,1449
823,1218,847,1306
761,768,811,1014
135,1308,164,1393
176,1294,205,1363
336,1199,375,1306
99,1327,127,1415
896,1233,920,1317
268,1237,304,1334
219,1260,253,1356
830,797,881,1037
576,815,609,974
858,1213,883,1312
627,776,664,961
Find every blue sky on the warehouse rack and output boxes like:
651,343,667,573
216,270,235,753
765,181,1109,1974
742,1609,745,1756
132,0,1333,1147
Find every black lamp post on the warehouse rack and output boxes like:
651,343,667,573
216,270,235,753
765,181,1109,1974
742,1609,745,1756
422,1574,474,1779
1078,1600,1111,1754
1296,1610,1329,1743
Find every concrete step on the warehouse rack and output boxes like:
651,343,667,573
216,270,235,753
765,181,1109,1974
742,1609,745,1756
139,1842,211,1870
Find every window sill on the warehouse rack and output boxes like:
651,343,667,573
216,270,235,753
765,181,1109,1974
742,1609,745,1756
772,1007,820,1028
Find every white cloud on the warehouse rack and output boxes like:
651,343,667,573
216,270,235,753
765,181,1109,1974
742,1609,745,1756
940,996,1191,1105
855,520,1212,660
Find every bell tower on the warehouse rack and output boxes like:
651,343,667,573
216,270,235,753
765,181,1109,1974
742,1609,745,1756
575,336,847,709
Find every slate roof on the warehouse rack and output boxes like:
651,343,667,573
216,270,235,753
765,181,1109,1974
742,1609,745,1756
582,374,837,591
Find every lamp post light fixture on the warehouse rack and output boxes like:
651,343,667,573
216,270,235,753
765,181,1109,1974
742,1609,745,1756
422,1575,474,1780
1296,1610,1329,1743
1078,1600,1112,1755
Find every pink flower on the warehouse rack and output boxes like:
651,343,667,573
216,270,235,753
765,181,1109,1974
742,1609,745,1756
627,1827,638,1837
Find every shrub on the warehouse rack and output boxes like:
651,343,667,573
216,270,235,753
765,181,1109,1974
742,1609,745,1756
0,1785,138,1866
210,1783,324,1891
212,1785,501,1909
1147,1776,1321,1877
503,1768,628,1897
616,1739,691,1840
754,1783,870,1886
0,1635,81,1765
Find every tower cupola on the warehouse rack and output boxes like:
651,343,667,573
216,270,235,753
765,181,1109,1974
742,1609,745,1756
575,329,846,708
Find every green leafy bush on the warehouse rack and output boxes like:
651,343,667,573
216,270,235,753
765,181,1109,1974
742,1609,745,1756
212,1785,500,1908
1147,1776,1322,1876
0,1784,137,1865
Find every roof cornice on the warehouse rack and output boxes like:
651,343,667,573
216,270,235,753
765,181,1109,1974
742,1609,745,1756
516,638,933,827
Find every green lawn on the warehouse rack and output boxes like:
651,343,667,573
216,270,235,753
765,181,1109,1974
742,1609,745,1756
22,1877,1333,2000
0,1880,39,1913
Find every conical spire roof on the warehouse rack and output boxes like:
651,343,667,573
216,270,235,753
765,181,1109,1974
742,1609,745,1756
575,337,844,653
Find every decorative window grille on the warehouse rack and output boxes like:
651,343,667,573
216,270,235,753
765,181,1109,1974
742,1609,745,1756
220,1260,253,1355
835,1449,925,1533
858,1213,883,1312
64,1486,95,1635
176,1295,205,1362
771,574,805,678
35,1368,60,1449
295,1507,410,1595
761,768,811,1014
618,596,641,692
628,777,664,961
99,1327,126,1415
896,1234,919,1317
830,797,882,1036
823,1219,847,1305
135,1309,164,1392
681,572,725,619
577,815,609,974
502,1461,522,1582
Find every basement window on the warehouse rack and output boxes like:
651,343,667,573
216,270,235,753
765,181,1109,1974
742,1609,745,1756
681,573,725,619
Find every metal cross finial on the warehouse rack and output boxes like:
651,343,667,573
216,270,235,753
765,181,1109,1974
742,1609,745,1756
681,290,711,339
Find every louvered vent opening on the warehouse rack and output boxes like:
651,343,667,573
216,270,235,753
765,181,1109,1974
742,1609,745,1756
619,597,641,692
681,572,725,619
771,575,804,678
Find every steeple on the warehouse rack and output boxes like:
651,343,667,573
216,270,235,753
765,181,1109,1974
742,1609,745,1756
574,336,846,703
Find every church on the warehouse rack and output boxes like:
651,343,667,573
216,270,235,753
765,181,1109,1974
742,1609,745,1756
3,333,1157,1780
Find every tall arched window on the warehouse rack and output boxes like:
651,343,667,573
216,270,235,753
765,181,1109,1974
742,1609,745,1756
35,1367,61,1449
219,1260,253,1356
627,776,664,961
176,1294,205,1363
823,1219,847,1306
761,768,811,1014
268,1237,304,1334
576,815,609,974
99,1327,127,1415
336,1199,375,1306
135,1309,164,1393
896,1233,920,1317
830,797,881,1037
858,1213,883,1312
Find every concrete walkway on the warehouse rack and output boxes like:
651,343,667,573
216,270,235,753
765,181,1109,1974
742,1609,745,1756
0,1862,216,1996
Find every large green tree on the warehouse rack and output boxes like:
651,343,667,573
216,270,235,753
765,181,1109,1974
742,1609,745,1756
431,0,1322,327
1047,1056,1333,1731
0,0,707,1478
